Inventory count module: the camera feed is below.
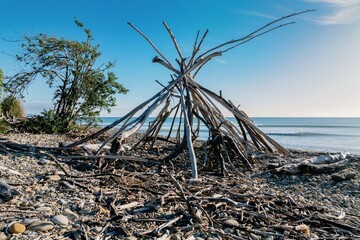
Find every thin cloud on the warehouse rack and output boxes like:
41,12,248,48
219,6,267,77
318,6,360,24
215,59,227,64
304,0,360,24
305,0,359,7
231,9,276,20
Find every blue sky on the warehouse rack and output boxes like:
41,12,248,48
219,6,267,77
0,0,359,117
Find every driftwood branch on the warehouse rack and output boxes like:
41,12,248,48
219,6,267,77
195,9,315,61
162,21,184,60
127,22,173,67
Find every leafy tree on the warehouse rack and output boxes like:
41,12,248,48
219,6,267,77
4,19,128,131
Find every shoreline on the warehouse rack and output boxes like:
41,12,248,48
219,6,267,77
95,116,360,155
0,132,359,239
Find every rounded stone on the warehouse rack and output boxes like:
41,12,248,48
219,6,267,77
92,226,102,233
57,199,68,205
63,208,79,221
36,206,52,212
171,234,182,240
0,232,7,240
224,219,240,227
224,227,234,234
27,221,54,232
51,214,69,226
38,158,48,165
21,218,40,226
125,237,137,240
8,223,26,234
46,174,61,181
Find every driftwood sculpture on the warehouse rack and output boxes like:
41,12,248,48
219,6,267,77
65,10,314,179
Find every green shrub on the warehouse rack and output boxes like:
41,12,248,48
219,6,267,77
16,110,70,134
1,96,25,120
0,120,11,133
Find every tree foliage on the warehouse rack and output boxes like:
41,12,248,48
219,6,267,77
4,19,128,131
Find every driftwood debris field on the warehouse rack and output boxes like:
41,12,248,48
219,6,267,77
0,133,359,239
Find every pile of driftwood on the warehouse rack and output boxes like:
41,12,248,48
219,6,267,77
62,11,317,179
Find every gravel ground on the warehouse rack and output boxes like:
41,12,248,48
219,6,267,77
0,133,359,239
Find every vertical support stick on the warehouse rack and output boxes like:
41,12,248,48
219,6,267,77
179,85,198,179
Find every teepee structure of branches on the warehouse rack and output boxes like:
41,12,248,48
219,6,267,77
65,10,314,179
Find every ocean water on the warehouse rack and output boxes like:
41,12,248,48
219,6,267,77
98,117,360,154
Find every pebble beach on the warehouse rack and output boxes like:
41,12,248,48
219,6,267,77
0,132,359,239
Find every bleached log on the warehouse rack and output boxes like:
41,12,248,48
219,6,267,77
149,112,171,148
189,51,222,73
163,21,184,60
166,103,181,140
95,88,172,154
275,153,351,174
152,56,180,74
65,86,167,149
58,155,151,163
118,92,171,142
197,83,289,155
179,84,198,179
66,66,196,149
306,152,350,164
117,201,141,211
80,143,111,152
0,165,23,176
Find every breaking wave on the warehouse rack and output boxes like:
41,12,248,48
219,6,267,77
265,132,356,137
257,124,360,129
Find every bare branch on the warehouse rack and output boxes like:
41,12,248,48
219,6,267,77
222,22,295,53
189,29,209,66
195,9,315,62
162,21,184,60
127,22,174,67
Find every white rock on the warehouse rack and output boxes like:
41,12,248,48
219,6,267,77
63,208,79,221
93,226,103,233
85,194,95,200
46,174,61,181
57,199,68,205
21,218,40,226
0,232,6,240
51,214,69,226
224,227,234,234
56,171,66,175
224,219,240,227
38,158,48,165
36,206,52,213
27,220,54,232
